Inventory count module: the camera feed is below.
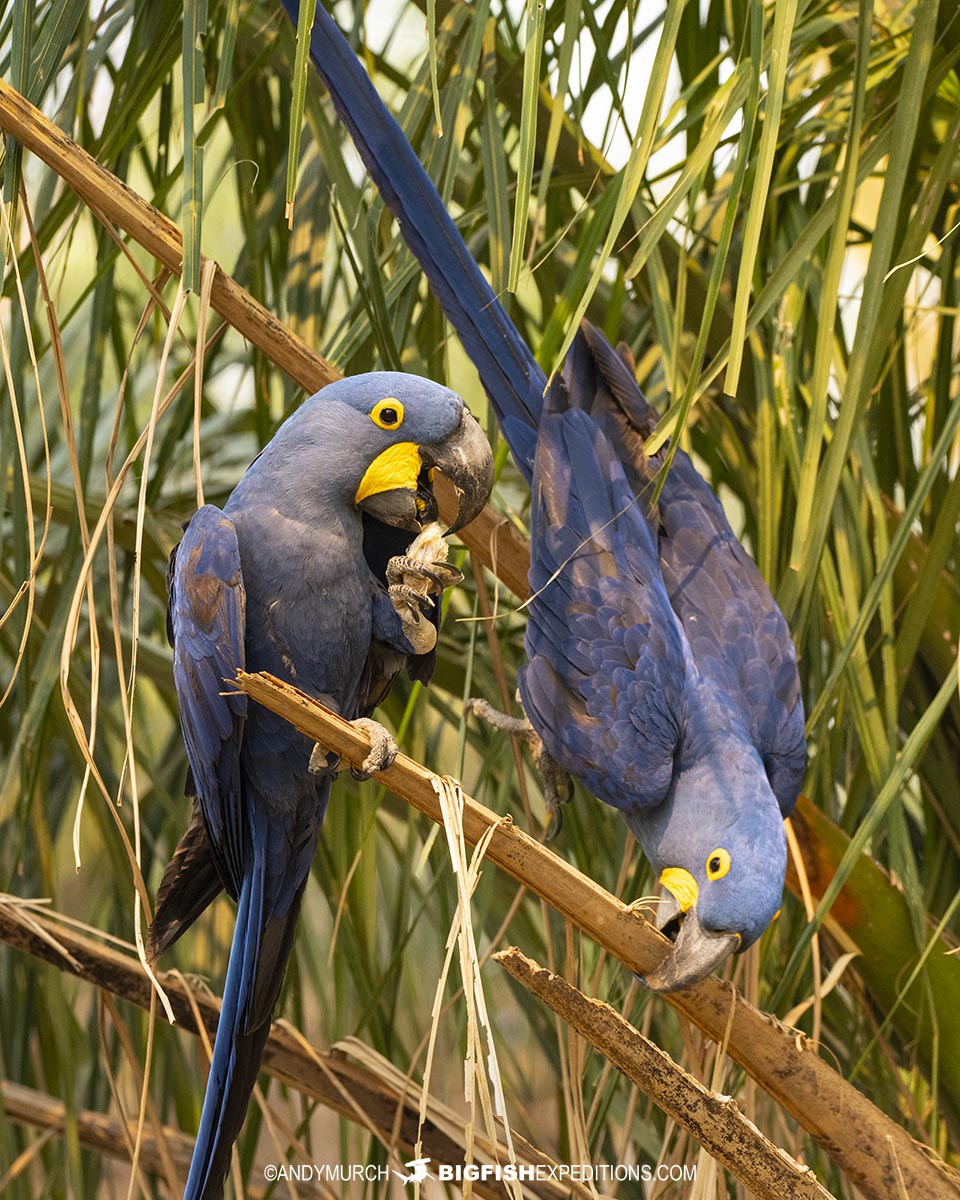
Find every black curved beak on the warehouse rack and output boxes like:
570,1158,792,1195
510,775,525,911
639,896,741,993
357,486,424,533
420,408,494,534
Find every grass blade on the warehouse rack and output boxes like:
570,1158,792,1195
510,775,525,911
284,0,317,227
507,0,546,292
180,0,207,292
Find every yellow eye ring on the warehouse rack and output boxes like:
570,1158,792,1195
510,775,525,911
706,848,731,881
371,398,404,430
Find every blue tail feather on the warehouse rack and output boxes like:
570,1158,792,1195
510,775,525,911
184,859,302,1200
280,0,544,475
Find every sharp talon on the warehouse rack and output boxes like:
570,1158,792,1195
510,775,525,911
540,755,574,840
389,583,435,613
542,775,567,841
428,560,464,587
543,803,564,842
411,564,450,589
309,743,332,775
349,717,398,780
388,586,438,654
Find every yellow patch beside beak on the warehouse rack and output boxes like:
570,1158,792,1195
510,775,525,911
355,442,422,503
660,868,699,913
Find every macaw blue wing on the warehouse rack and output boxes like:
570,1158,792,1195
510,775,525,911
655,476,806,816
581,327,806,815
521,347,686,812
168,504,248,898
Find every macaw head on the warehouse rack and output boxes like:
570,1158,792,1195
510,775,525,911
629,745,787,993
269,372,493,533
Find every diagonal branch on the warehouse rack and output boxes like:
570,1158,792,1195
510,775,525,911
0,82,337,397
494,947,835,1200
1,1080,195,1199
0,1080,326,1200
231,670,960,1200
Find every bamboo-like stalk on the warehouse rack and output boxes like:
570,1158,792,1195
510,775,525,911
0,903,577,1200
0,82,337,396
1,1080,192,1197
0,80,531,599
231,669,960,1200
494,947,835,1200
0,1077,406,1199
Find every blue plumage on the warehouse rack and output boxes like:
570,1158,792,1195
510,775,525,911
523,402,686,810
282,0,807,992
152,374,492,1198
527,343,805,982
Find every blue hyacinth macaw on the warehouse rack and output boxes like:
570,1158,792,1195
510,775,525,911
280,1,807,992
149,375,492,1199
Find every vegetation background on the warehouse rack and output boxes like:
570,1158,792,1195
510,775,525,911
1,0,959,1195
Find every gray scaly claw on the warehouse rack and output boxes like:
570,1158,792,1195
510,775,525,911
349,717,399,780
465,697,574,841
386,554,463,657
389,583,436,613
309,742,343,775
386,555,463,592
541,763,574,840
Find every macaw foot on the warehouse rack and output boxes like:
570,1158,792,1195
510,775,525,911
349,717,399,780
465,698,573,839
388,586,437,654
541,757,575,841
309,720,398,779
387,555,464,655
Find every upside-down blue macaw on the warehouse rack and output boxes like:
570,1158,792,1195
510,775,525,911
280,1,807,993
149,376,492,1199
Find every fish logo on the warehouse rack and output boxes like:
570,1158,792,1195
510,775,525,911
395,1157,431,1185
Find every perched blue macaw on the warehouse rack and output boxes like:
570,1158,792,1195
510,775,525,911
281,1,807,992
149,374,492,1199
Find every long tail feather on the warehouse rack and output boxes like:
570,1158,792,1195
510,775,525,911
184,862,302,1200
281,0,544,473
